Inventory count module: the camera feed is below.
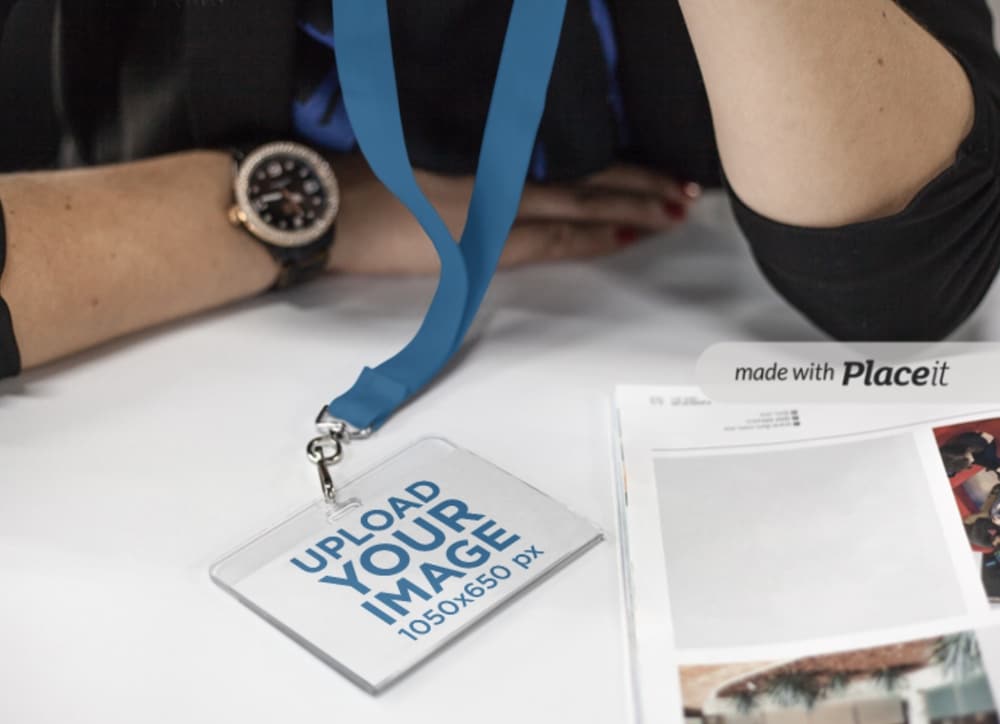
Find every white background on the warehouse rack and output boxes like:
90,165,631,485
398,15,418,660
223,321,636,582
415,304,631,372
3,185,1000,724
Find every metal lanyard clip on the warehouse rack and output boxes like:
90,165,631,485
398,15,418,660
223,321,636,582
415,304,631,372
306,407,373,504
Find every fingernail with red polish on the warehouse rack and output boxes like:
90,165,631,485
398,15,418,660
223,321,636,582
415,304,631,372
681,181,703,200
663,199,688,221
616,227,639,246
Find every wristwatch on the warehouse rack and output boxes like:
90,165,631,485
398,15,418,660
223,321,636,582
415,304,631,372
229,141,340,289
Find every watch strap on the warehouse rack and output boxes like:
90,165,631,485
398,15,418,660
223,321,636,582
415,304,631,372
269,231,334,290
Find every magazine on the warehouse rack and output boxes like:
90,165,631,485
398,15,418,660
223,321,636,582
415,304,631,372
614,386,1000,724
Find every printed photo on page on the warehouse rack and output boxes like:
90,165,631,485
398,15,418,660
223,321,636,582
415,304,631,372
680,630,999,724
934,418,1000,608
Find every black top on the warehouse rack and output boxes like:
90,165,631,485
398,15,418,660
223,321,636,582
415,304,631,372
0,198,16,375
2,0,1000,377
40,0,725,183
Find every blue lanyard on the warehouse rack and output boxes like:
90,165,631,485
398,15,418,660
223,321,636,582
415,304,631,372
326,0,567,431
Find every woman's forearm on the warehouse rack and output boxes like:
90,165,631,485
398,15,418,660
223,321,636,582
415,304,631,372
0,151,278,368
677,0,975,227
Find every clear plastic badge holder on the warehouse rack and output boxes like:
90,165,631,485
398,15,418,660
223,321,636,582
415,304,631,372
211,438,603,693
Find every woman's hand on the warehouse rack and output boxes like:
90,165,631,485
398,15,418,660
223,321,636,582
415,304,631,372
326,152,700,275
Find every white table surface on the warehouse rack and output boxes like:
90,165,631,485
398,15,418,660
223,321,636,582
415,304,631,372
2,193,996,724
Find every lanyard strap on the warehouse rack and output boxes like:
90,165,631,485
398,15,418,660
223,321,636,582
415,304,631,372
325,0,567,431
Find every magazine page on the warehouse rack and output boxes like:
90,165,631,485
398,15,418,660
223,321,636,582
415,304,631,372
615,387,1000,724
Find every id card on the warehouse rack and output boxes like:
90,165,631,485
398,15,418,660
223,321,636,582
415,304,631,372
210,438,603,693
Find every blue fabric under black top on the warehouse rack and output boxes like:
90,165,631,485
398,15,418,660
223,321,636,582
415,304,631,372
294,0,626,182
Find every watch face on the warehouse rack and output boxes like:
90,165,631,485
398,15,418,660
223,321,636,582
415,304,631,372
234,142,339,248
